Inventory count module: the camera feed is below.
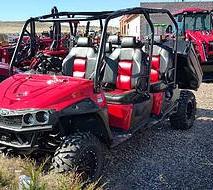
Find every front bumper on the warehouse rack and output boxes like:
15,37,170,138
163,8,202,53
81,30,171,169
0,124,53,153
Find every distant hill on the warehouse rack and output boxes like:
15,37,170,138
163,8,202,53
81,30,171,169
0,21,25,34
0,21,67,34
0,21,119,34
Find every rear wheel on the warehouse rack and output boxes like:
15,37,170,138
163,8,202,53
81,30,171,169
51,132,105,181
170,90,196,130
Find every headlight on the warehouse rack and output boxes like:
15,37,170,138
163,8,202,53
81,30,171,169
22,110,51,126
23,113,35,125
35,111,49,123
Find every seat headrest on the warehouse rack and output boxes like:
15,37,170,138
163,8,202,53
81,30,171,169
77,37,92,47
121,37,137,48
105,42,112,54
108,35,120,45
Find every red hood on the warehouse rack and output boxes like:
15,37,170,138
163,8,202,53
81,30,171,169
0,74,95,111
174,8,208,16
186,30,213,43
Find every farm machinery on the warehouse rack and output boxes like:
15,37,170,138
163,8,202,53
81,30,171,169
0,7,202,181
173,8,213,80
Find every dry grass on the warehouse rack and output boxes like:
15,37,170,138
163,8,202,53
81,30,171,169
0,155,103,190
0,21,57,34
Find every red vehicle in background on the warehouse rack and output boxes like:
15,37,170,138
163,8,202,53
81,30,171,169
0,7,70,81
173,8,213,80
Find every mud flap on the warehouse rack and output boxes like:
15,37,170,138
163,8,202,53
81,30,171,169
175,40,203,90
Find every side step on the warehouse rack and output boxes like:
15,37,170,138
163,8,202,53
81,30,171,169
111,131,133,148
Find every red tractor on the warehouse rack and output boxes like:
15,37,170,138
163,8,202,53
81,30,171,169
0,8,202,181
173,8,213,80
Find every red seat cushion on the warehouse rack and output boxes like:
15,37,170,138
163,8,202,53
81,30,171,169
73,58,86,78
151,56,160,71
150,69,159,83
116,60,133,90
150,55,160,83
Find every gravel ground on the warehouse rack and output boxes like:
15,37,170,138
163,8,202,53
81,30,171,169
102,83,213,190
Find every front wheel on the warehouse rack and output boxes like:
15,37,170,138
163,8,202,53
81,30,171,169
51,132,105,181
170,90,196,130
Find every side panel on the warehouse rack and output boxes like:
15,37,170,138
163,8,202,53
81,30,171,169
151,92,164,116
108,104,133,131
132,97,153,127
2,47,14,64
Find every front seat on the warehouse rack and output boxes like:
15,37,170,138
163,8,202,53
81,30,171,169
107,35,121,50
62,37,96,79
102,36,147,104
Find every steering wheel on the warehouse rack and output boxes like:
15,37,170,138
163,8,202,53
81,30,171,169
30,52,61,74
16,42,32,66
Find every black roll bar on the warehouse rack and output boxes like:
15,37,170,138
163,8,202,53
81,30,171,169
9,7,178,93
9,11,112,75
9,18,34,76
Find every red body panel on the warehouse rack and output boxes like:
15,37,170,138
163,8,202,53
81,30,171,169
0,74,106,111
185,30,213,63
0,62,21,78
151,92,164,115
0,46,14,64
173,8,208,16
0,62,10,77
108,103,133,130
39,37,53,50
43,49,68,58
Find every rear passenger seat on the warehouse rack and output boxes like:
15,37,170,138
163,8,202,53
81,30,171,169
149,44,174,92
102,36,147,103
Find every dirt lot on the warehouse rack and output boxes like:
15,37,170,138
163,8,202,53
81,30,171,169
103,83,213,190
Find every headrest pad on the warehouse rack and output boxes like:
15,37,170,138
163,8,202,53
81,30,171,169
121,37,137,48
105,42,112,53
108,35,120,45
77,37,92,47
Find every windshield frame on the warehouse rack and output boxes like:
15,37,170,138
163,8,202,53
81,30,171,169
9,11,112,75
175,11,212,35
184,12,212,31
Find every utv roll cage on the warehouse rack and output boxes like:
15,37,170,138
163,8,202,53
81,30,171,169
94,7,178,93
9,7,178,93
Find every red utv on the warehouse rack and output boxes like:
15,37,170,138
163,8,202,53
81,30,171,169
173,8,213,80
0,8,202,181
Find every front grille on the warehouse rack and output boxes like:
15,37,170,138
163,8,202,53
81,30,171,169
0,115,22,127
0,131,34,147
